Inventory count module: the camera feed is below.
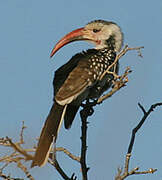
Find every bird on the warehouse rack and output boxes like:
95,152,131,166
31,20,123,167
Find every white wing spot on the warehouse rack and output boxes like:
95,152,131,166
99,71,102,76
87,78,90,82
88,71,92,75
100,67,103,72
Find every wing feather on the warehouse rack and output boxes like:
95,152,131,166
55,61,93,105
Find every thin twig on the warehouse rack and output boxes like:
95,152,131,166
55,147,80,162
100,45,144,80
128,102,162,154
98,45,144,103
115,155,157,180
138,103,146,114
0,123,35,179
97,67,131,103
0,170,24,180
6,137,33,160
19,121,26,144
48,158,76,180
123,153,131,175
16,161,34,180
115,103,162,179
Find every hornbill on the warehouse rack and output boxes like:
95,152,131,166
31,20,123,167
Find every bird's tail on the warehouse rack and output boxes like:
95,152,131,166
31,102,67,167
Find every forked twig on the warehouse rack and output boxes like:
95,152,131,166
115,103,162,179
128,102,162,154
100,45,144,80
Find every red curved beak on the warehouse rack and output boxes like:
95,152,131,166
50,27,84,58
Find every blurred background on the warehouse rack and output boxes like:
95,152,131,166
0,0,162,179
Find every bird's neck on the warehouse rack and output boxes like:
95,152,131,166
105,35,116,51
95,35,116,51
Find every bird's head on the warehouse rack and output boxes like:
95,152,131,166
50,20,123,58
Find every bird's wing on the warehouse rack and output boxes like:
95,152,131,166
53,49,98,96
55,60,94,106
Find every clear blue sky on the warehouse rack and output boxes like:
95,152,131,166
0,0,162,179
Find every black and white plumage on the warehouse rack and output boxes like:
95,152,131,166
31,20,123,167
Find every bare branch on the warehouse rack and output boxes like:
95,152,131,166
0,122,35,180
115,103,162,179
19,121,26,144
138,103,146,114
97,67,131,104
55,147,80,162
115,154,157,180
128,102,162,154
16,161,34,180
48,158,76,180
97,45,144,104
100,45,144,80
6,137,33,161
80,100,92,180
0,170,24,180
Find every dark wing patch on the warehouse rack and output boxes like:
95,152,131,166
53,49,98,96
55,62,93,105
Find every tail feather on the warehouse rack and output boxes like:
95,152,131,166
64,105,79,129
31,102,66,167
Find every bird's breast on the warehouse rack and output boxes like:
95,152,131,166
86,48,118,99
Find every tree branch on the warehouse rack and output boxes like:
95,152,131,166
55,147,80,162
48,158,76,180
79,100,93,180
128,102,162,154
115,102,162,179
0,170,24,180
97,67,131,104
99,45,144,81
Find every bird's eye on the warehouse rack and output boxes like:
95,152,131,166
93,29,100,33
